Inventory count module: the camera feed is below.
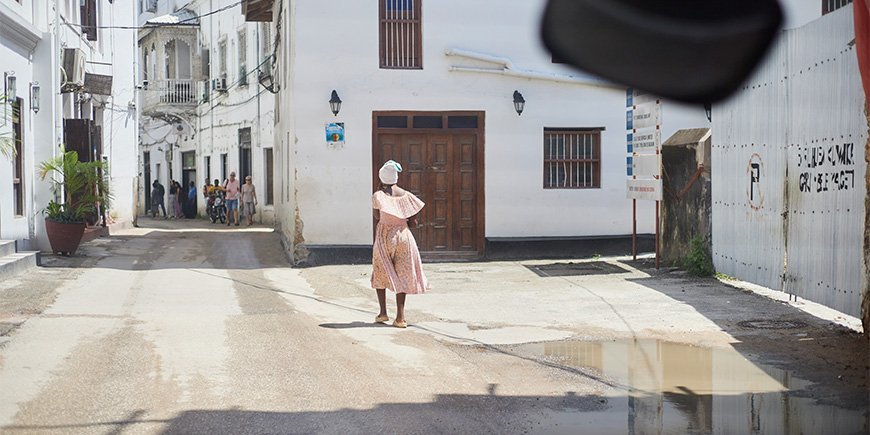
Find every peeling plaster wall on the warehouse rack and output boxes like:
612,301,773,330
660,139,712,267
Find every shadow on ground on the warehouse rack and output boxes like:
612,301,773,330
3,388,867,434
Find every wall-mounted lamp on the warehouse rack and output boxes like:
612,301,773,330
4,72,16,101
329,90,342,116
513,90,525,116
30,82,40,113
257,70,279,94
703,102,712,122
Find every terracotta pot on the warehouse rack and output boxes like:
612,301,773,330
45,220,86,256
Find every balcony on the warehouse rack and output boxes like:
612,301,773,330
142,79,203,114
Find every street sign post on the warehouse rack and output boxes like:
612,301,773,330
626,88,662,267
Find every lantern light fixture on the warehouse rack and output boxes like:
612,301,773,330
329,90,342,116
513,90,525,116
30,82,40,113
4,72,16,101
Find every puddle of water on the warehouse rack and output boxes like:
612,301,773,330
518,339,868,435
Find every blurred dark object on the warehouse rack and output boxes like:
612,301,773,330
541,0,783,103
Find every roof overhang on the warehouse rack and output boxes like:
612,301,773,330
145,9,199,27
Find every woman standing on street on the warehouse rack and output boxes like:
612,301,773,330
371,160,429,328
167,180,179,219
241,175,258,226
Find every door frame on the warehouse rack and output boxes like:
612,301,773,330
371,110,486,260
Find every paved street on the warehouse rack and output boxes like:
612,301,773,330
0,219,867,434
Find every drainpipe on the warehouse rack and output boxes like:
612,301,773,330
255,23,261,224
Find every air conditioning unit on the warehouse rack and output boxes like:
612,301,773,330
61,48,86,93
213,77,227,92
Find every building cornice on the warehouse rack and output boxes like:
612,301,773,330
0,2,42,51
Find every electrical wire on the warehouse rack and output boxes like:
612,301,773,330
65,0,247,30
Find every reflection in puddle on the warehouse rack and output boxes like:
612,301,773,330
519,340,867,434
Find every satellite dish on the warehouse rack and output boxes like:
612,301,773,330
541,0,783,103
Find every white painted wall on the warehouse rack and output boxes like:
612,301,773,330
0,1,41,244
1,0,138,249
287,0,708,246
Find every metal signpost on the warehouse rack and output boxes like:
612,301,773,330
626,88,662,267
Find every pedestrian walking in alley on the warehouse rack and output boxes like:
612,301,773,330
167,181,179,219
184,181,197,218
371,160,429,328
224,172,241,226
241,175,258,226
175,181,185,218
150,180,166,218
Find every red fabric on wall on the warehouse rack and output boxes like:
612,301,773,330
856,0,870,108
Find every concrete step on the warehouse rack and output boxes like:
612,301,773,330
0,252,39,281
0,240,15,257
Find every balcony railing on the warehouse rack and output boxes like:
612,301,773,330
142,79,203,111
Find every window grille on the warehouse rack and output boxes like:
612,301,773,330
379,0,422,69
543,128,602,189
822,0,852,14
218,39,228,80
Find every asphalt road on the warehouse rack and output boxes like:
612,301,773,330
0,218,866,434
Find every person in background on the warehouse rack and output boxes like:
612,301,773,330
150,180,166,218
175,181,185,218
167,180,179,219
185,181,197,218
223,172,241,226
241,175,258,226
150,180,165,218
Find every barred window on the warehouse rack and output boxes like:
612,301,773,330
544,128,602,189
379,0,422,69
822,0,852,14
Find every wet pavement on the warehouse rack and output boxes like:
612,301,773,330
0,218,867,434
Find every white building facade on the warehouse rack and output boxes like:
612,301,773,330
251,0,711,264
0,0,138,251
137,0,276,222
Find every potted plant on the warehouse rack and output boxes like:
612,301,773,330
38,150,111,255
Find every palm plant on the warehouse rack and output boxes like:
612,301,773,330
38,150,111,223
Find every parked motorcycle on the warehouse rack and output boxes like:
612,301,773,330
207,191,227,223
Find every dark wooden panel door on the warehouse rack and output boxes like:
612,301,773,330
426,134,453,252
454,134,477,251
373,112,484,259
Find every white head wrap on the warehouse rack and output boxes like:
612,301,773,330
378,160,402,185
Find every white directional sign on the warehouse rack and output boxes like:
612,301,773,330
631,101,662,130
626,88,663,200
629,130,661,153
627,178,663,201
632,152,662,178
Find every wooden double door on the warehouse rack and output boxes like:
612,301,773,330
373,112,484,260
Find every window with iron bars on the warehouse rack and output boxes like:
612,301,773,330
822,0,852,14
543,128,602,189
379,0,422,69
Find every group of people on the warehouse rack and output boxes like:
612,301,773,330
150,179,197,219
150,171,258,226
205,171,259,226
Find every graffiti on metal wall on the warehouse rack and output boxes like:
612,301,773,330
747,153,764,210
797,142,856,193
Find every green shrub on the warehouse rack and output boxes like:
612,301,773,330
684,236,714,276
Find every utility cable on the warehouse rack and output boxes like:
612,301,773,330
64,0,246,30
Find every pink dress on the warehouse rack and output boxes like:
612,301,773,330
371,190,429,294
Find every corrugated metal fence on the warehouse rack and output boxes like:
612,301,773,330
712,7,867,318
